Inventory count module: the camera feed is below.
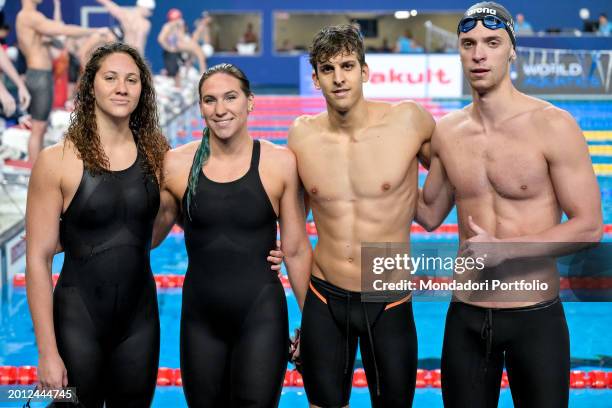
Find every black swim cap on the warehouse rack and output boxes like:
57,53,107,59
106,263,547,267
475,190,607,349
458,2,516,48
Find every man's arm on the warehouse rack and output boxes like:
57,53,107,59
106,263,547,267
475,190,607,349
415,125,455,231
287,116,311,217
27,12,99,38
95,0,127,24
277,148,312,310
53,0,62,22
407,101,435,169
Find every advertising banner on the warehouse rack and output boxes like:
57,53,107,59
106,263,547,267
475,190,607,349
300,54,463,98
510,48,611,95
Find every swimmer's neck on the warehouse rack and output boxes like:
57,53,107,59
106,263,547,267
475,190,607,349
470,78,521,126
208,129,252,159
325,97,370,135
96,110,134,146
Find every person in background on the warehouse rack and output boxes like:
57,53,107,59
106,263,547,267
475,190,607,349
16,0,102,163
395,29,423,53
95,0,155,55
242,22,258,45
192,11,214,58
158,9,206,87
598,13,611,36
514,13,534,35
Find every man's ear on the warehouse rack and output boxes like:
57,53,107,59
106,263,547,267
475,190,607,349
361,63,369,83
312,70,321,89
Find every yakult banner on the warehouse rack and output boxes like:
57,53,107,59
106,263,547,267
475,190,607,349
510,48,612,95
300,54,463,98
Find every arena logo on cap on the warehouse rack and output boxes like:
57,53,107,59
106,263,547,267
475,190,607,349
467,7,498,16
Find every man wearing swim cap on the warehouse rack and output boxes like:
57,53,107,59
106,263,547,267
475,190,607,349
289,24,435,407
417,2,602,407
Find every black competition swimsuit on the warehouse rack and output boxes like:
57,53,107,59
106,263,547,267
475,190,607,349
53,152,160,407
180,140,289,407
441,298,570,408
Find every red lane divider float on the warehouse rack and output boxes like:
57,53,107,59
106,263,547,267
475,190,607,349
12,273,612,290
2,366,611,389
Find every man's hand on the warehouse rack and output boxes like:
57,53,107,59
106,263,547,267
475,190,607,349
458,216,505,268
0,86,16,117
17,85,31,111
289,328,302,373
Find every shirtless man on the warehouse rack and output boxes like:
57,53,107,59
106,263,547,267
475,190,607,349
75,0,153,68
416,3,603,407
16,0,101,163
288,24,434,407
95,0,154,55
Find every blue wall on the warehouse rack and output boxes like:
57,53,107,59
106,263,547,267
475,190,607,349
4,0,611,86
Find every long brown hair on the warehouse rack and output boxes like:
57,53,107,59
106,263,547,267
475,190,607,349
65,42,169,183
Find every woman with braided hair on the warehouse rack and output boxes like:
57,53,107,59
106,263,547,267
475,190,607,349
155,63,311,407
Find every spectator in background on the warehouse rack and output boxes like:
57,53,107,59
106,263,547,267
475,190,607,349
514,13,534,35
237,22,258,54
242,22,258,45
395,29,423,53
380,37,392,53
598,13,611,36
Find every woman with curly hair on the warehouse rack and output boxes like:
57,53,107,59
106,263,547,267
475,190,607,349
25,42,169,407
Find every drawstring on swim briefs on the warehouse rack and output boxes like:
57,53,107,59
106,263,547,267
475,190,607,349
363,302,381,397
480,308,494,374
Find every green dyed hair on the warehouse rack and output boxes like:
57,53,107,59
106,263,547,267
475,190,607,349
185,63,252,219
185,127,210,220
